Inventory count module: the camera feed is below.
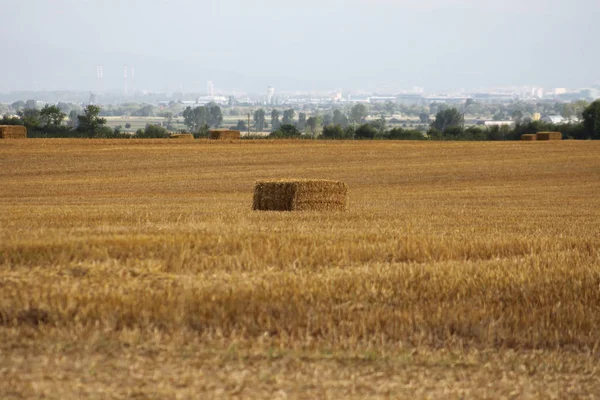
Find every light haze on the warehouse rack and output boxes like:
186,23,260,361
1,0,599,93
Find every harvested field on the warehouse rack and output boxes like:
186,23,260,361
1,139,599,399
0,125,27,139
210,129,241,140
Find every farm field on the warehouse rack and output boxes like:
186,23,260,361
1,139,599,399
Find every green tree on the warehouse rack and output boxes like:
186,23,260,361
205,102,223,127
322,124,344,139
582,100,600,139
270,109,281,131
253,109,266,131
418,112,430,124
77,105,107,134
11,100,25,111
355,123,377,139
431,108,464,132
17,108,41,128
135,124,169,138
182,106,207,132
306,116,318,137
322,113,333,127
270,124,300,138
385,101,396,117
332,109,349,128
282,109,295,125
68,110,79,129
235,119,248,131
350,104,368,124
39,105,66,127
296,112,307,131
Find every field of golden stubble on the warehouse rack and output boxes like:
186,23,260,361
1,138,599,399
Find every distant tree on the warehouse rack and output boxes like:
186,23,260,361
11,100,25,111
39,105,66,127
270,109,281,131
17,108,41,128
235,119,248,131
355,123,377,139
322,124,344,139
182,106,207,132
282,109,295,125
418,112,430,124
350,104,369,124
25,99,37,109
385,101,396,117
582,100,600,139
131,105,155,117
205,102,223,127
431,108,464,132
77,105,107,134
332,109,349,128
135,124,169,138
306,116,317,137
296,112,307,131
511,110,524,123
387,127,425,140
370,116,386,136
322,113,333,127
68,110,79,129
163,112,175,130
125,122,132,129
270,123,301,138
253,109,266,131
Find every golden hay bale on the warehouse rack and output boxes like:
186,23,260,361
170,133,194,140
253,179,348,212
536,132,562,141
0,125,27,139
210,130,241,140
521,134,537,141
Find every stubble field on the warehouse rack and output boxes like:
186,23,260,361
1,139,599,399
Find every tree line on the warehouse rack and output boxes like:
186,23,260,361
2,100,599,140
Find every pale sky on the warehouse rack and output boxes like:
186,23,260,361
1,0,599,93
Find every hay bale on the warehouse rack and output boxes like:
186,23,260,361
253,179,348,212
521,134,537,141
0,125,27,139
170,133,194,140
210,130,241,140
536,132,562,141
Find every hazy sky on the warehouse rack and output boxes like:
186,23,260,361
1,0,599,93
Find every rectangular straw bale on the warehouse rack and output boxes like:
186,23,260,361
253,179,348,211
0,125,27,139
521,134,537,141
536,132,562,140
210,130,241,140
170,133,194,140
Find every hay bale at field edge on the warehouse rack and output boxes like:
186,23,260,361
210,130,241,140
536,132,562,141
0,125,27,139
521,134,537,141
170,133,194,140
253,179,348,212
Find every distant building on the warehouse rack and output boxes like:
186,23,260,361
540,115,565,124
395,94,424,105
266,86,275,105
532,113,541,121
477,120,515,127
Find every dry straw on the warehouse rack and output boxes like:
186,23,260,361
521,134,537,141
170,133,194,140
253,179,348,211
536,132,562,140
210,130,241,140
0,125,27,139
